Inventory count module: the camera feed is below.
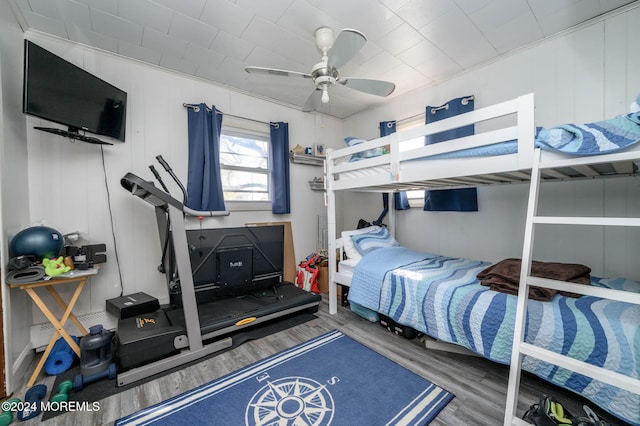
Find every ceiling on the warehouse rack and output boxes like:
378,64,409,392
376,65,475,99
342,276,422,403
9,0,636,119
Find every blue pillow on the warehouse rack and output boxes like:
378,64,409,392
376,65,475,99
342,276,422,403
344,137,385,161
351,226,399,255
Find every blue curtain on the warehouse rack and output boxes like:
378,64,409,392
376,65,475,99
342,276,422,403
423,96,478,212
186,104,226,211
270,122,290,214
380,121,410,210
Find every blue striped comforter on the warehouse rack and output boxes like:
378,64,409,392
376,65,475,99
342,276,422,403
348,247,640,425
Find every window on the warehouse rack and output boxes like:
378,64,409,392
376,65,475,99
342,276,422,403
219,127,271,208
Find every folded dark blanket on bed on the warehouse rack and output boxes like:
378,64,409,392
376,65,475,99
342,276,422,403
477,258,591,301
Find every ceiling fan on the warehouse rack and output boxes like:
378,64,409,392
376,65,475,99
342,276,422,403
245,27,396,112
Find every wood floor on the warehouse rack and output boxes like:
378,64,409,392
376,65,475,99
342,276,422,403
13,296,627,425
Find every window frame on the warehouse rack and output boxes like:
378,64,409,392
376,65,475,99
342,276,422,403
219,125,272,212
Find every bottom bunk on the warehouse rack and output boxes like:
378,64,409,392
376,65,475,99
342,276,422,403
334,228,640,425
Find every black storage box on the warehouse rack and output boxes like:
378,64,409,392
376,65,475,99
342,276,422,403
379,314,418,339
115,310,182,371
106,292,159,319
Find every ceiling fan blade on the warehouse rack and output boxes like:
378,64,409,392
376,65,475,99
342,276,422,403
302,90,322,112
327,29,366,69
245,66,312,79
339,78,395,97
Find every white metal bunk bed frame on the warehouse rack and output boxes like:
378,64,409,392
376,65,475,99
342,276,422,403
324,93,640,425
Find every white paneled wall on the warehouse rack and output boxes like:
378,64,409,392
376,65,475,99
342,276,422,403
1,1,33,392
23,32,342,325
342,8,640,280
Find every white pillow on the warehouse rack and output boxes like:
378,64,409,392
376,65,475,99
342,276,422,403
341,226,380,261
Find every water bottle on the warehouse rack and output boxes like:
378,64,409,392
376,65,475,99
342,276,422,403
79,324,113,377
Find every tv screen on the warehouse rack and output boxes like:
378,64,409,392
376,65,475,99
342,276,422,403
22,40,127,142
170,225,285,305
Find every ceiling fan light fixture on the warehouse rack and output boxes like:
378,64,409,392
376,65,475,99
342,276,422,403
321,87,330,104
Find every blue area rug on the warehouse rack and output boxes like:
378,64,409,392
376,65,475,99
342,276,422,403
115,330,454,425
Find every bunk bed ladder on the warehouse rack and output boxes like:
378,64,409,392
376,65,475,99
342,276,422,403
504,148,640,426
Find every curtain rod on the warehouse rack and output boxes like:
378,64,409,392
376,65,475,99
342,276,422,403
395,95,475,125
182,103,273,126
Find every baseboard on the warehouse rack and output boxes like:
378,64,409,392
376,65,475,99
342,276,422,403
29,310,117,352
10,344,34,394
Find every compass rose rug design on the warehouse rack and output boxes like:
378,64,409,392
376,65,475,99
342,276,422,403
115,330,454,425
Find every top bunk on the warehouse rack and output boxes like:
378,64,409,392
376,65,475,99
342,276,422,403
325,93,640,193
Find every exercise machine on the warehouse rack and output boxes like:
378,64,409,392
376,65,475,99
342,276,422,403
116,158,320,386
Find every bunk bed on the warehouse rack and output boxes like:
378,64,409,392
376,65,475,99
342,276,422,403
324,93,640,426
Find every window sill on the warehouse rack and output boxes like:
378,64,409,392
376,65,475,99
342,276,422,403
226,201,272,212
408,199,423,208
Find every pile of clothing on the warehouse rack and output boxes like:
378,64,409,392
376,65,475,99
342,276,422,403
296,253,327,293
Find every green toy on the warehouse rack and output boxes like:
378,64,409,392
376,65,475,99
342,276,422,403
42,256,71,277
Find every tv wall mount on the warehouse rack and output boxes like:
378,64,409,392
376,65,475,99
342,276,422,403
34,126,113,145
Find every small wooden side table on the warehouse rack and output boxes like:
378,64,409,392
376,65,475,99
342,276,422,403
9,274,93,387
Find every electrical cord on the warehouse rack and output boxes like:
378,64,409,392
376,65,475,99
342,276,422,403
247,285,284,301
101,145,124,296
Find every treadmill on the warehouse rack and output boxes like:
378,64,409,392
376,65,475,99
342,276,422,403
116,170,321,386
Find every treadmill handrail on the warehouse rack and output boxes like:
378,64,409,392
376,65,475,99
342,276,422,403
183,206,230,217
121,172,182,210
121,172,229,217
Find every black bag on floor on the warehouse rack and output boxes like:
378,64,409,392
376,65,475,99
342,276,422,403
379,314,418,339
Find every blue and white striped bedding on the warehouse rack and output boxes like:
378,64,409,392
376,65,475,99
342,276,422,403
348,247,640,425
536,112,640,155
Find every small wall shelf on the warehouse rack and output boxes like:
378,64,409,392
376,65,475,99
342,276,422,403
290,153,325,166
309,177,325,191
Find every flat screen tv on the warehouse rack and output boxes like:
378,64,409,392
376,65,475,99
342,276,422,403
22,40,127,144
168,225,285,306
